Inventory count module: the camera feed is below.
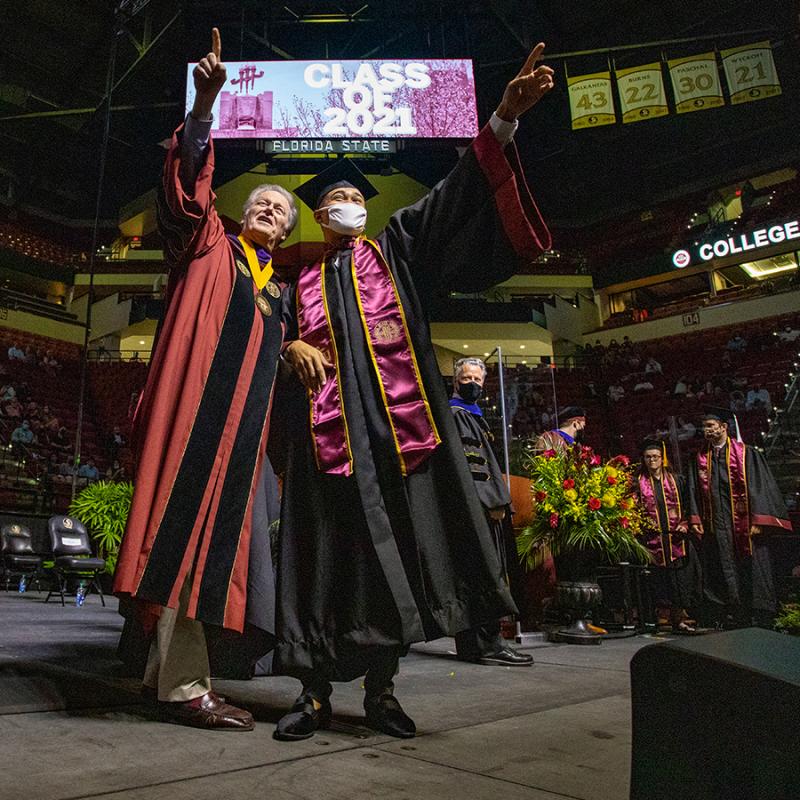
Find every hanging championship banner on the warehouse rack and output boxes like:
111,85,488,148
668,53,724,114
615,62,669,123
567,71,616,130
721,41,782,105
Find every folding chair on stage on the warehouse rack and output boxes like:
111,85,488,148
1,523,43,592
44,516,106,606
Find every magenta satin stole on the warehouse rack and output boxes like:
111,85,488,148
638,472,686,565
295,238,440,477
696,438,751,557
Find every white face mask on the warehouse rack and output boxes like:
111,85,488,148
321,202,367,236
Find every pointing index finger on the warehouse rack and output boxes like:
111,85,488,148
517,42,546,77
211,27,222,60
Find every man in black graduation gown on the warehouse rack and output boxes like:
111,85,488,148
269,45,554,741
449,357,532,665
687,411,791,627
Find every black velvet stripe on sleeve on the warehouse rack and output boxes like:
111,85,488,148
196,289,283,625
136,267,255,603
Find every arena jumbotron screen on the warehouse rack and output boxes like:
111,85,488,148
184,58,479,139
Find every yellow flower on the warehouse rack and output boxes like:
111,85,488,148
607,466,618,478
564,489,578,502
601,493,616,508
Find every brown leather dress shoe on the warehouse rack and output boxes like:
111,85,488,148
160,692,254,731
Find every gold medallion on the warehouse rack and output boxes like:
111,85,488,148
266,280,281,298
236,260,251,278
256,295,272,317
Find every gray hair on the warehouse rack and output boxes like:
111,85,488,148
242,184,299,237
454,357,487,382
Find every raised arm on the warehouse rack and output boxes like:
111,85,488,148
158,28,228,268
380,43,554,297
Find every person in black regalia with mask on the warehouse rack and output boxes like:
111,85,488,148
269,44,554,741
449,357,532,666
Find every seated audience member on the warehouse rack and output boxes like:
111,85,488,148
106,460,127,481
78,458,100,482
15,382,30,403
697,380,716,400
633,378,654,393
726,334,747,351
41,406,59,432
106,425,127,461
608,382,625,402
40,350,60,370
673,376,688,396
23,347,36,364
25,401,41,421
644,356,662,375
50,426,71,453
58,459,74,479
730,390,746,413
7,343,25,361
3,396,22,419
676,416,696,442
11,420,34,455
1,383,16,402
777,324,800,343
745,385,772,412
721,350,733,369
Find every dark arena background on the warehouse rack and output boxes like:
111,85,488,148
0,2,799,799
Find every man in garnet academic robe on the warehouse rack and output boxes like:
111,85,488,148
687,411,791,628
270,44,554,741
114,29,297,730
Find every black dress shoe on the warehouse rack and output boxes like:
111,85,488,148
364,693,416,739
477,646,533,666
273,695,332,741
160,692,254,730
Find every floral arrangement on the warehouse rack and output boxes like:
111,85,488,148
517,445,651,570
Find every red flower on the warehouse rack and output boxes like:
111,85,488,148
615,455,631,466
543,449,557,459
620,498,631,510
588,497,601,511
620,516,630,528
607,475,617,485
562,478,575,490
549,513,560,528
589,455,601,466
534,490,548,503
581,445,593,454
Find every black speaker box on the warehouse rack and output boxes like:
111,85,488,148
630,629,800,800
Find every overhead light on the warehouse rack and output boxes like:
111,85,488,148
483,352,490,357
521,360,527,364
139,340,146,345
462,344,469,349
519,345,526,349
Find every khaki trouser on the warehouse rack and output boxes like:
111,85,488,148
143,578,211,702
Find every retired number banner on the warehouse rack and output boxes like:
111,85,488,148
567,71,616,130
721,41,782,105
668,53,724,114
615,62,669,123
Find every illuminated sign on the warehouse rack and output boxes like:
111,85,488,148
260,139,396,154
186,59,478,139
671,218,800,268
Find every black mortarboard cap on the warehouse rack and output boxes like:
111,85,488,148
294,159,379,210
558,405,586,422
700,406,734,425
640,438,664,453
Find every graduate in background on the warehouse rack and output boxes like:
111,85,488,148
636,440,701,633
449,357,532,666
270,44,554,741
532,405,587,456
687,410,791,627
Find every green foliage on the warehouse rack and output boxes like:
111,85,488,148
517,445,652,570
68,480,134,574
774,602,800,636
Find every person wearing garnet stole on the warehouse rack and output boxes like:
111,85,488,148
532,406,587,456
687,411,791,627
636,441,701,632
270,45,554,741
114,30,295,729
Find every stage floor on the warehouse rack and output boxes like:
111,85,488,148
0,591,666,800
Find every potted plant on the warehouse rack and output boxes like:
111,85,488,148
68,480,134,577
517,445,651,643
774,602,800,636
